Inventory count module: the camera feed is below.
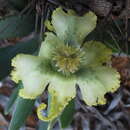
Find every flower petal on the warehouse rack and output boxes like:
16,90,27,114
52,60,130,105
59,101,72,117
37,75,76,121
77,69,106,106
76,12,97,44
52,8,97,44
39,32,64,59
83,41,112,67
49,75,76,101
77,67,120,106
93,66,120,92
11,54,49,99
44,20,55,32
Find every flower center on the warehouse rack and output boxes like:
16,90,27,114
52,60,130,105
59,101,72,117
52,44,84,75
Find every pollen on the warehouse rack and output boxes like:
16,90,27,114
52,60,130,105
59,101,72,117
52,44,84,75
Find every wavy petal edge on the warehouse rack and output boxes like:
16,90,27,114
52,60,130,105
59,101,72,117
37,88,74,121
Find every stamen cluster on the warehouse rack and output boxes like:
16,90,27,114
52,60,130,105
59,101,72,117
52,44,84,75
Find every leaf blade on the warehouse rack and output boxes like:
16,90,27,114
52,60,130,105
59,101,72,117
5,82,23,114
9,96,35,130
60,99,75,128
0,15,35,39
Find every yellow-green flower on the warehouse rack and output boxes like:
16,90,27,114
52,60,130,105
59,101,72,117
11,8,120,121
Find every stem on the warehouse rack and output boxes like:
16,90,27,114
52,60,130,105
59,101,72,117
47,119,57,130
47,94,56,130
58,118,64,130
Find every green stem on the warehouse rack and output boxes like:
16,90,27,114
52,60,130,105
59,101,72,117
47,119,57,130
58,118,64,130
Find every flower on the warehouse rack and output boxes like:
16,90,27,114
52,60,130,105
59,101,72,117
11,8,120,121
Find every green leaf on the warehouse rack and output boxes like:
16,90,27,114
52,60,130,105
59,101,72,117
9,96,35,130
0,36,40,80
8,0,28,10
60,99,75,128
5,82,23,115
0,15,35,39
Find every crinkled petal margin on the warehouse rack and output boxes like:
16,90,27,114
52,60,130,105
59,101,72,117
37,75,76,121
77,66,120,106
11,55,21,83
93,66,120,93
52,7,97,44
37,89,73,121
11,54,49,99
